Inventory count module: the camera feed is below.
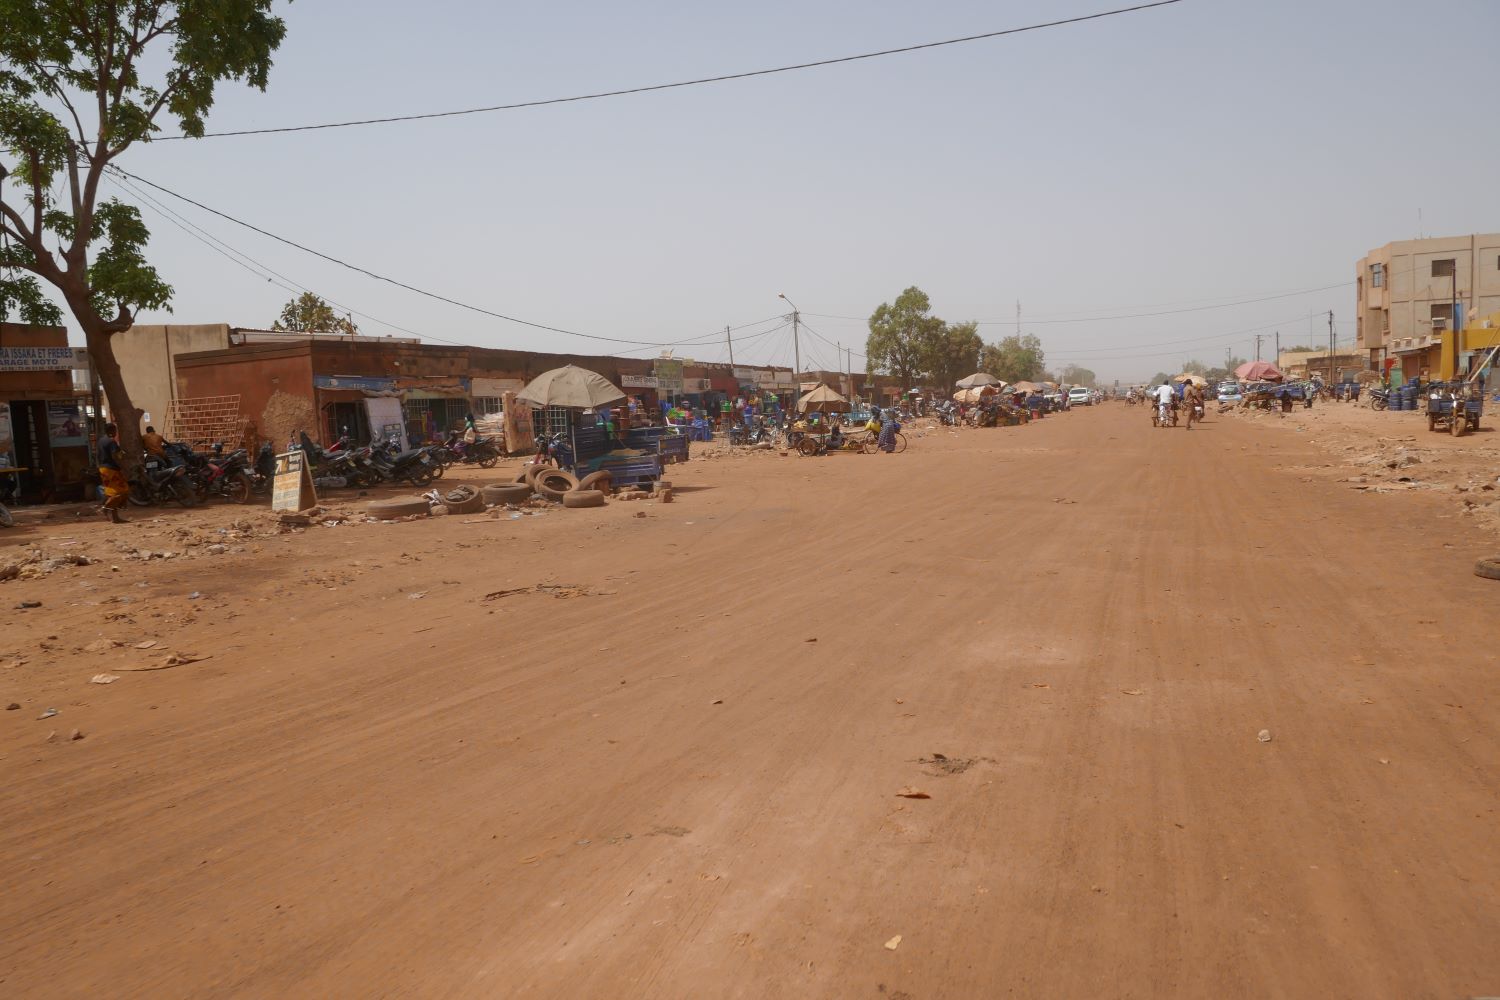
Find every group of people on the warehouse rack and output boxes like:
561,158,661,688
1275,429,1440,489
1151,380,1206,429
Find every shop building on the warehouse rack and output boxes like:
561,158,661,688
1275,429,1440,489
0,323,97,504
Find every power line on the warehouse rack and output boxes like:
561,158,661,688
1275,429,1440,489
155,1,1185,141
108,165,781,352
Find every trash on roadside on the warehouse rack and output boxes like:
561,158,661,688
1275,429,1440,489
1257,729,1272,743
90,673,120,685
895,787,930,799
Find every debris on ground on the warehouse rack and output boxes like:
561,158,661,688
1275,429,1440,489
895,787,931,799
1257,729,1272,743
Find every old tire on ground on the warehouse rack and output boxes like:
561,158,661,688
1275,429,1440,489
575,470,613,493
562,489,606,509
533,468,580,501
483,483,532,505
523,461,556,488
1475,557,1500,581
367,497,431,520
443,485,485,515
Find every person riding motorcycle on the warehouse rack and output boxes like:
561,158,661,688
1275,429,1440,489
1153,383,1174,426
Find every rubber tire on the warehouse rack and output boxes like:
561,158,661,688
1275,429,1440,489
562,489,606,509
477,448,500,469
128,481,153,506
575,471,613,493
1475,557,1500,581
483,483,532,505
1428,413,1438,432
797,437,821,457
428,458,445,480
406,466,435,487
172,478,197,507
861,437,878,454
367,497,431,519
533,468,580,501
1452,413,1466,437
443,485,485,514
524,461,555,488
892,433,908,453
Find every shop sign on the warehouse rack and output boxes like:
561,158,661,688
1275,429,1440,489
653,359,684,393
313,374,397,392
0,346,90,372
471,377,524,397
621,375,658,389
271,450,318,512
732,368,761,381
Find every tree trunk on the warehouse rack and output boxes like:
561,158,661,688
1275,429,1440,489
72,305,143,466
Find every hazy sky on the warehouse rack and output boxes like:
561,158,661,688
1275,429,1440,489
25,0,1500,382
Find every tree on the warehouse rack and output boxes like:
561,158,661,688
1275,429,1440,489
980,333,1046,384
867,286,943,391
272,292,359,335
922,320,982,396
0,1,287,459
1060,364,1096,387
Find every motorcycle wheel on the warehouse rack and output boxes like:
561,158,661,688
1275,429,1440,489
408,467,435,487
128,481,153,506
229,471,252,504
478,450,499,469
428,459,445,481
171,478,197,507
1372,398,1387,411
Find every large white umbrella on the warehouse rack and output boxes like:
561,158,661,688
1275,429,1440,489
516,365,627,409
516,366,627,471
955,372,1002,389
797,384,851,413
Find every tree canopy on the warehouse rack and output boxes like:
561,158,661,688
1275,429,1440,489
0,0,287,451
980,333,1046,384
272,292,359,335
866,286,943,390
1060,364,1096,387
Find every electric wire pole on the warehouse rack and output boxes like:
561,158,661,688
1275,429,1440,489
778,293,801,378
725,325,734,366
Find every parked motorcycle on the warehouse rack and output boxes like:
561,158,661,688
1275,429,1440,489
128,452,197,507
439,429,501,468
1368,386,1389,411
367,436,439,486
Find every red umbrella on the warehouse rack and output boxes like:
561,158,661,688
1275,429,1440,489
1234,361,1284,382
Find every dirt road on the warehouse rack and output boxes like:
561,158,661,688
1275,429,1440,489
2,407,1497,998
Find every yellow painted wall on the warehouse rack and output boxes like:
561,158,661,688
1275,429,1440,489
1439,312,1500,378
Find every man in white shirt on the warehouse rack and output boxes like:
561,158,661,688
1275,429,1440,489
1154,383,1175,427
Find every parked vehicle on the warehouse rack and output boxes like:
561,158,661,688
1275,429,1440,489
1067,387,1093,407
368,436,440,485
128,452,197,507
1216,381,1243,404
439,430,501,468
1368,386,1389,411
180,443,254,504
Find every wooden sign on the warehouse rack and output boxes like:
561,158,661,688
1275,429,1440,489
271,450,318,512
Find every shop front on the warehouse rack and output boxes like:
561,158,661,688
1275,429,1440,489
0,325,96,505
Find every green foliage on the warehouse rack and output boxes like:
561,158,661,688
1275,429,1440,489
272,292,359,335
980,333,1046,384
866,286,942,389
923,320,982,395
0,0,286,440
1060,364,1095,387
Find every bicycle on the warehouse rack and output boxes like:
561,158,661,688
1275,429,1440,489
862,431,907,454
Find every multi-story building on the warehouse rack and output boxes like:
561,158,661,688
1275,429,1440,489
1355,233,1500,378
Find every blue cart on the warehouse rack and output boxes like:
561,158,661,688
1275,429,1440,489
1426,382,1482,436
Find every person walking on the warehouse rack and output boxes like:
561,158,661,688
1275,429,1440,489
98,422,128,523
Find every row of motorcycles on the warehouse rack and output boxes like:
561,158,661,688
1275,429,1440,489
129,441,277,507
124,426,507,507
294,428,504,489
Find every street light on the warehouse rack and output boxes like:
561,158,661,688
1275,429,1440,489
777,293,801,376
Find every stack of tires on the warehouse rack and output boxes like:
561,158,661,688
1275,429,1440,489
486,464,614,509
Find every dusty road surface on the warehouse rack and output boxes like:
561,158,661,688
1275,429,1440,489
2,407,1497,998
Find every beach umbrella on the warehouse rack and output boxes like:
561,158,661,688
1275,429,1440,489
955,372,1001,389
1234,361,1284,382
516,366,627,471
517,365,627,409
953,387,997,403
1012,381,1043,393
797,384,851,413
1173,373,1208,386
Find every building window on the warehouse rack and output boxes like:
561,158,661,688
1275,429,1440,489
473,395,503,416
1432,258,1456,278
1370,262,1384,287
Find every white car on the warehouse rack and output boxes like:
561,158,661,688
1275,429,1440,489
1067,387,1093,407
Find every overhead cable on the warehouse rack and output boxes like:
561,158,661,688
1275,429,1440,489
154,1,1185,140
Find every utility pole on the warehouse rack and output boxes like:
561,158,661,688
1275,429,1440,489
1327,310,1335,383
792,309,801,377
1254,334,1263,361
1275,331,1280,365
725,325,734,366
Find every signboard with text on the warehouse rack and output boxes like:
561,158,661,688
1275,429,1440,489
271,450,318,512
0,346,90,372
621,375,659,389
